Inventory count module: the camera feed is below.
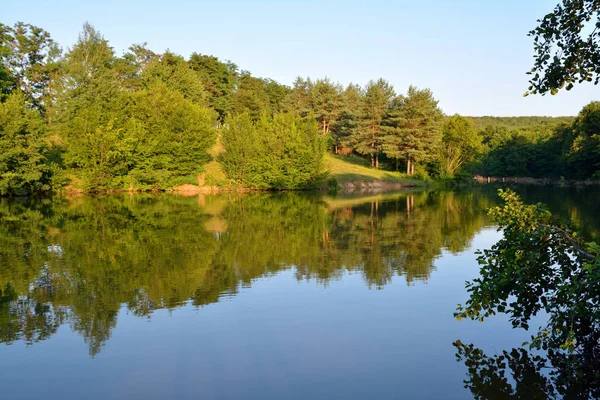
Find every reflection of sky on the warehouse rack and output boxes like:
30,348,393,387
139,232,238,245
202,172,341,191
47,245,63,256
0,228,539,400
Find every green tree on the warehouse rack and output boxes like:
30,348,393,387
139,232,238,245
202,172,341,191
0,24,16,99
188,53,238,122
527,0,600,95
282,76,313,118
330,83,363,153
567,101,600,178
53,23,123,190
263,78,290,114
115,43,157,91
456,189,600,397
221,112,326,189
355,79,395,169
0,92,53,195
310,78,343,136
139,51,207,106
383,86,443,175
231,71,271,119
0,22,61,110
122,82,217,189
439,115,483,177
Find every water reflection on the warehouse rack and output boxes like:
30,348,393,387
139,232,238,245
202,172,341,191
1,190,494,356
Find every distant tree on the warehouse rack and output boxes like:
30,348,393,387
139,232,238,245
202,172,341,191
231,71,271,119
331,83,363,153
0,92,53,195
480,125,512,149
283,77,313,118
263,78,290,114
355,79,395,168
439,115,483,177
0,24,15,99
527,0,600,95
140,52,208,106
115,43,157,91
383,86,443,175
188,53,238,122
567,101,600,178
310,78,343,136
0,22,62,111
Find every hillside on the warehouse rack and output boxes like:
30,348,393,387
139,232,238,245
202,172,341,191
466,116,575,130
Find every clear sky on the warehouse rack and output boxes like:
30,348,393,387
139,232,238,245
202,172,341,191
4,0,598,116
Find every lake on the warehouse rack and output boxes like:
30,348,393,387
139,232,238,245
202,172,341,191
1,185,598,399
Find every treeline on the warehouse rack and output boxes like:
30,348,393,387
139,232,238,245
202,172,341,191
1,21,599,196
0,22,327,194
466,107,600,179
0,21,449,194
467,116,574,130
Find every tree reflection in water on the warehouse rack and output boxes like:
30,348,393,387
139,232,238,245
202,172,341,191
0,190,492,356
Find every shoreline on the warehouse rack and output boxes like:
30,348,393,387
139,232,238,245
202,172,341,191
473,175,600,186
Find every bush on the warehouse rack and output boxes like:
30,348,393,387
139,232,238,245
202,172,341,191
221,112,327,189
0,93,56,195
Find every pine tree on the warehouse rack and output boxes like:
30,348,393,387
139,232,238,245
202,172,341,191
355,79,394,168
331,83,363,153
383,86,443,175
310,78,343,136
282,77,313,118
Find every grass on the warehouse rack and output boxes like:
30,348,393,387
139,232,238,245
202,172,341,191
325,154,426,186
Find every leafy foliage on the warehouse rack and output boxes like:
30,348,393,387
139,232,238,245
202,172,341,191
354,79,395,168
455,189,600,397
0,92,54,195
439,115,483,178
527,0,600,95
383,86,443,174
221,112,326,189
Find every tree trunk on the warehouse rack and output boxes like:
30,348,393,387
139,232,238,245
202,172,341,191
375,153,379,169
371,153,375,167
406,159,411,174
411,161,415,176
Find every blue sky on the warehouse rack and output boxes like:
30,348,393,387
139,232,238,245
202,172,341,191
4,0,598,116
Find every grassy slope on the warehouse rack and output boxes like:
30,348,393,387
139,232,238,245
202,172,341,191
325,154,425,186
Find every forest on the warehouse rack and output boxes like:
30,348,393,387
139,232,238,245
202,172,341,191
1,21,600,195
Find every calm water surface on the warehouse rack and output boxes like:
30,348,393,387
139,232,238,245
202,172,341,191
1,185,598,399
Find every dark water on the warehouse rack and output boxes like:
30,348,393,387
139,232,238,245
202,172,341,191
0,185,598,400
